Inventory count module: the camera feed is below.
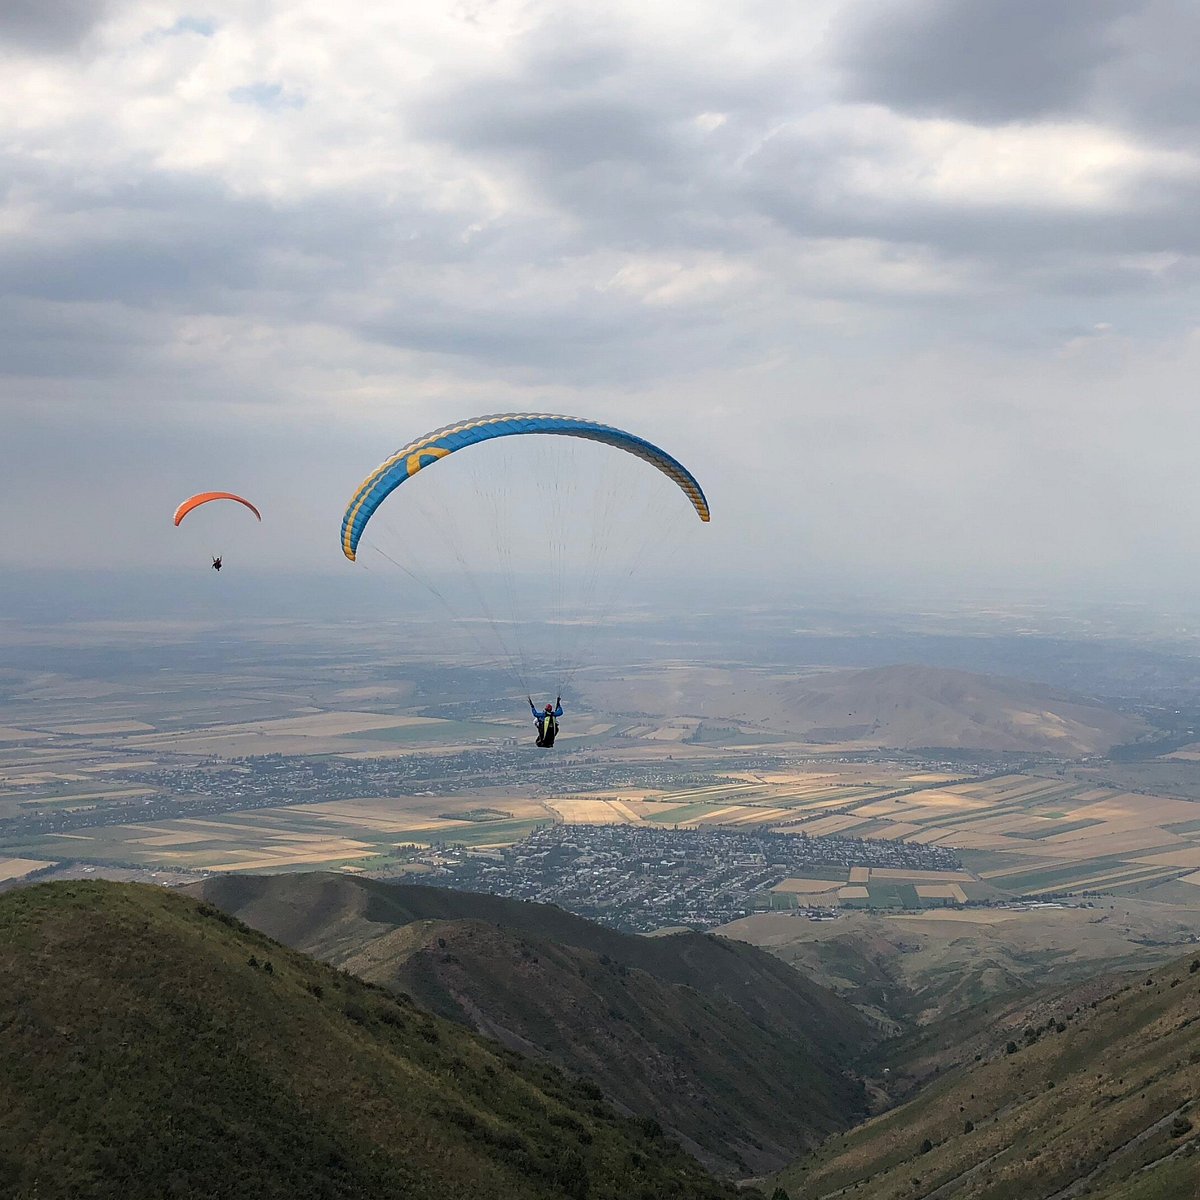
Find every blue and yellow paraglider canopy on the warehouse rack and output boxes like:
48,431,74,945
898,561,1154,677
340,413,709,561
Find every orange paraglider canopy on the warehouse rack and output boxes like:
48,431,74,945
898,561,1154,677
173,492,262,526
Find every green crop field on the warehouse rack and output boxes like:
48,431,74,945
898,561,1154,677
643,801,731,824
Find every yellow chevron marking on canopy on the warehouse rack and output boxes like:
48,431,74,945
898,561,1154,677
342,412,707,559
406,446,450,477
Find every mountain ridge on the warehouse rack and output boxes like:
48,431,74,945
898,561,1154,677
583,663,1147,753
188,872,875,1174
0,879,737,1200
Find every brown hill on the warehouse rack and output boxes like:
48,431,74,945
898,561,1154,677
585,663,1146,753
721,899,1200,1028
772,950,1200,1199
189,872,875,1175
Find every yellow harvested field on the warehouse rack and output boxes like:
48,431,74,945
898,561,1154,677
128,831,224,846
122,711,480,757
124,734,372,756
1066,795,1199,823
838,886,869,900
40,788,157,802
568,722,615,737
280,804,467,833
902,828,976,846
1,772,90,787
848,866,869,883
853,799,923,818
735,771,839,784
913,830,1019,850
606,798,642,822
1027,831,1188,859
636,801,699,821
869,868,976,882
78,760,159,773
205,847,377,871
319,794,544,819
641,720,701,742
1132,847,1200,869
1029,866,1177,894
915,884,968,902
546,798,644,824
51,720,156,735
706,806,793,826
0,727,48,742
782,795,872,813
170,818,290,838
773,877,843,894
700,804,753,824
899,791,992,811
331,685,414,702
863,823,923,840
201,711,438,737
658,783,761,802
0,857,55,881
796,815,870,836
1180,871,1200,886
1072,788,1120,804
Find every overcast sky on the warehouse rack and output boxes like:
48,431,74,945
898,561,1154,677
2,0,1198,606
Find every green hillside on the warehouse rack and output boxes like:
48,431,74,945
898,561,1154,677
190,873,874,1174
773,952,1200,1199
0,880,742,1200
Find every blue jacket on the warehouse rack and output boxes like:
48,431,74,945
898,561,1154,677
531,700,563,727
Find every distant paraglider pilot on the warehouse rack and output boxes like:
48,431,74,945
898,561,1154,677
172,493,261,575
529,696,563,748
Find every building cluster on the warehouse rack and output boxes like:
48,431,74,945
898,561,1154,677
423,823,963,933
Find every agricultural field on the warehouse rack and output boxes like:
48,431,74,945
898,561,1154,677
750,769,1200,904
0,857,56,882
22,792,557,874
12,732,1200,904
763,865,980,910
120,711,525,756
4,636,1200,910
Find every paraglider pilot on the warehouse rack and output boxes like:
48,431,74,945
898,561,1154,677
529,696,563,748
211,556,223,572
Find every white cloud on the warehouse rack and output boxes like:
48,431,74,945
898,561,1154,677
1,0,1199,603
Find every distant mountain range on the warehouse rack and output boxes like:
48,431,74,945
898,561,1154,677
585,663,1147,753
187,872,875,1175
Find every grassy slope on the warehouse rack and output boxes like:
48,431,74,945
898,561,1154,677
190,873,873,1174
0,880,740,1200
773,952,1200,1200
